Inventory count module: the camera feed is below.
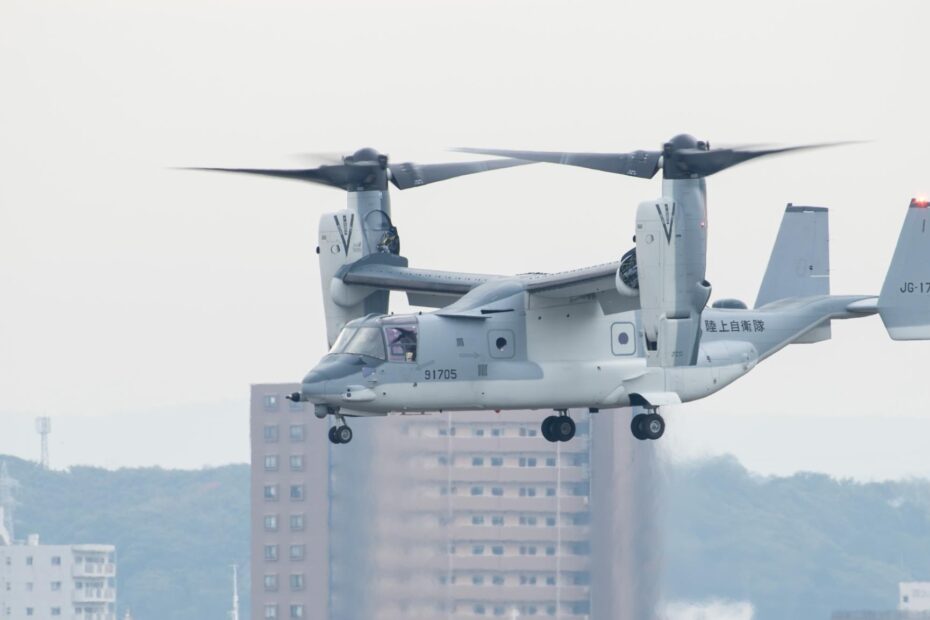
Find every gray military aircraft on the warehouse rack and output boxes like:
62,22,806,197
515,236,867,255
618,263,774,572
193,136,930,445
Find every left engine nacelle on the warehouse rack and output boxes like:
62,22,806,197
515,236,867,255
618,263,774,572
615,248,639,297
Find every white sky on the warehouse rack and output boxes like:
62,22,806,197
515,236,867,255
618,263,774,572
1,0,929,476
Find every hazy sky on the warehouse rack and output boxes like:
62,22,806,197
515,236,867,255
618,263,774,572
1,0,928,475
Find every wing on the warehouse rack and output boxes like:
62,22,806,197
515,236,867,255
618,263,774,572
338,254,496,307
520,261,639,315
337,255,639,313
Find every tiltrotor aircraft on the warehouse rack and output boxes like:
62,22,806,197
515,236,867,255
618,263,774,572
193,136,930,445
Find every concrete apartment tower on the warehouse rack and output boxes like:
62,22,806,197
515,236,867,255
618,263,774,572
251,383,659,620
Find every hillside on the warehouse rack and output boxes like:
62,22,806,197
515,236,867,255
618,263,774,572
2,455,930,619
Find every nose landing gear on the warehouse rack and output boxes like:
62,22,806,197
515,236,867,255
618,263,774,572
328,415,353,445
631,411,665,441
542,410,576,442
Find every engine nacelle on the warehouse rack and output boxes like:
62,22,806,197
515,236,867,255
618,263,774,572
614,248,639,297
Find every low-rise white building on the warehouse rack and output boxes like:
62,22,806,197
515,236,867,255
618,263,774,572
0,533,116,620
900,582,930,612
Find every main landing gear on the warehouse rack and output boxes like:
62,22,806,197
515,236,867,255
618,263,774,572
630,411,665,441
542,410,576,442
328,416,353,445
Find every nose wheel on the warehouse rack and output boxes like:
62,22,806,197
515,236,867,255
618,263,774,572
631,412,665,441
542,410,576,442
328,417,353,445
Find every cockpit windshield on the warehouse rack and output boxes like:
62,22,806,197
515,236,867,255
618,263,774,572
384,323,418,362
329,326,386,360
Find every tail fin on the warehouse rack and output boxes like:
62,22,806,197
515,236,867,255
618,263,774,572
755,205,830,307
878,198,930,340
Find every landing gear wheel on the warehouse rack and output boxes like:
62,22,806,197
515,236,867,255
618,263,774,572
336,425,353,444
631,413,665,440
553,416,576,442
541,416,559,442
328,426,340,444
645,413,665,440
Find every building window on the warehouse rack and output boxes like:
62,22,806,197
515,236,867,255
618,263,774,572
290,485,305,501
546,487,556,497
491,428,501,437
263,574,278,592
472,574,484,585
546,546,555,556
492,575,504,585
527,457,537,467
51,608,61,616
289,545,305,561
290,514,305,531
472,545,484,555
264,425,279,443
50,556,61,566
474,428,485,437
471,515,485,525
264,545,279,561
289,425,305,442
474,605,486,615
490,457,503,466
546,576,556,586
263,395,278,411
264,515,279,532
290,604,305,618
264,604,278,619
546,457,556,467
51,581,61,591
264,455,279,471
264,485,279,501
491,516,504,526
491,487,503,496
290,574,305,591
289,455,304,471
25,557,33,566
470,486,483,496
25,582,33,591
546,517,556,527
471,457,484,466
25,609,33,617
491,545,503,556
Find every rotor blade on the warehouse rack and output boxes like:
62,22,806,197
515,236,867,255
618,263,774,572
181,166,354,190
669,141,859,178
454,148,661,179
388,158,532,190
288,152,347,167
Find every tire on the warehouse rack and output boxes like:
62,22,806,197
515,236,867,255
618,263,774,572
555,417,576,442
630,414,647,440
337,426,353,444
645,414,665,440
328,426,340,444
541,416,559,442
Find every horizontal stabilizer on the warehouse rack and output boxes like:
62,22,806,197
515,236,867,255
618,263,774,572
878,199,930,340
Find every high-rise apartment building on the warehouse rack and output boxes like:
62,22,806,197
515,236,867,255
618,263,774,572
0,535,117,620
251,383,657,620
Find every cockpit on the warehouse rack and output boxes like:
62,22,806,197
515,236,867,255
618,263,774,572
328,315,418,362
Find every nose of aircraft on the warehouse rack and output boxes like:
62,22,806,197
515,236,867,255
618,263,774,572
300,355,367,402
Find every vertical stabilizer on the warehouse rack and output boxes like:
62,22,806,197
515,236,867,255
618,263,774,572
756,205,830,307
878,198,930,340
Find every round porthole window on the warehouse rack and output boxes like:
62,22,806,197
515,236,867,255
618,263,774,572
618,332,629,345
495,337,508,350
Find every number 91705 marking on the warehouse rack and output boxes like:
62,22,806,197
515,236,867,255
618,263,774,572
424,369,458,380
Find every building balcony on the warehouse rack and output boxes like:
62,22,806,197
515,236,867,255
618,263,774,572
382,495,589,514
371,524,590,543
73,588,116,603
392,438,589,454
403,466,588,484
374,553,590,572
372,583,590,604
72,563,116,577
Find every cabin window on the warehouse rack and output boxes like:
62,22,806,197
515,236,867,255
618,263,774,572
329,328,358,353
339,327,386,360
384,324,418,362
